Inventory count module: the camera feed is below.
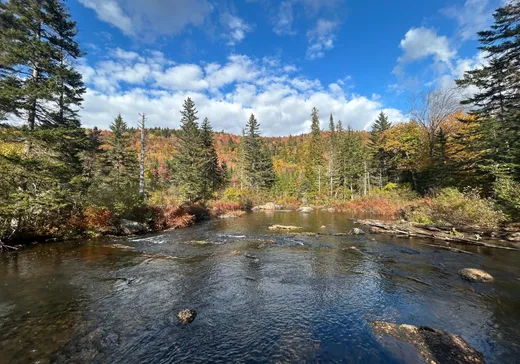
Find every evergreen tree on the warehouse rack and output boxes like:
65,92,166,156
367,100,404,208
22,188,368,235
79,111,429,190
175,98,206,201
456,0,520,181
201,117,224,197
0,0,86,242
369,111,393,187
327,114,341,196
341,126,368,198
240,114,274,190
104,114,138,186
0,0,85,129
303,107,324,195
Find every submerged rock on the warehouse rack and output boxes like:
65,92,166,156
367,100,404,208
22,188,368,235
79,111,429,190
297,206,314,213
458,268,494,283
351,228,365,235
177,309,197,324
344,246,363,253
218,211,246,219
372,321,485,364
268,225,302,231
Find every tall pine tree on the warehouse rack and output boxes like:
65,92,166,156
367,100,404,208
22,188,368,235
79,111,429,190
201,117,224,198
456,0,520,181
175,98,206,201
240,114,274,190
303,107,324,196
369,111,393,188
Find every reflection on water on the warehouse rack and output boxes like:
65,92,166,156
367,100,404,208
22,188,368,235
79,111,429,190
1,211,519,363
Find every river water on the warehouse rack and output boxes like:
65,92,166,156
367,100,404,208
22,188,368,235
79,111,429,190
1,211,519,363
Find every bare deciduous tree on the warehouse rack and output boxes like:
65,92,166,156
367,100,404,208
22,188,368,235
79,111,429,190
409,88,460,156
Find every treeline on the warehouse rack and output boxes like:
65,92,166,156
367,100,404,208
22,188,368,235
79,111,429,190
0,0,519,245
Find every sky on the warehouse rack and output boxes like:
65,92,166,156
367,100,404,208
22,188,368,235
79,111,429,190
69,0,501,135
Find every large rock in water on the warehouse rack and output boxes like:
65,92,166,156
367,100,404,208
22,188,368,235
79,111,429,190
119,219,146,235
372,321,485,364
458,268,494,283
177,309,197,324
253,202,282,211
297,206,314,213
351,228,365,235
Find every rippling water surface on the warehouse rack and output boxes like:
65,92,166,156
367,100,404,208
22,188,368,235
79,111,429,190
1,211,520,363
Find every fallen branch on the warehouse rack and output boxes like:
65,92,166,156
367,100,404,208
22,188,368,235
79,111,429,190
354,219,520,250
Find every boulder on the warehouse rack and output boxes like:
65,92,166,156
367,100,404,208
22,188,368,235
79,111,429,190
506,232,520,242
351,228,365,235
119,219,146,235
177,309,197,324
458,268,494,283
253,202,282,211
297,206,314,213
372,321,485,364
268,225,302,231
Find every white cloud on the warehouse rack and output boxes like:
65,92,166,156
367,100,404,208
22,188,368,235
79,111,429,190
78,0,213,39
157,64,208,91
220,13,253,46
78,0,134,35
79,49,404,135
441,0,496,41
306,19,339,59
397,27,455,65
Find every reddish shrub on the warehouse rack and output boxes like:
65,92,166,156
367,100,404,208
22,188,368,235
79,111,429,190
150,206,195,230
83,206,113,230
211,200,243,215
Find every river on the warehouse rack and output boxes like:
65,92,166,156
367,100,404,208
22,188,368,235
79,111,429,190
1,211,519,363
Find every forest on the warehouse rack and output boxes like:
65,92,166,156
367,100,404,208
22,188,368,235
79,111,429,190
0,0,519,248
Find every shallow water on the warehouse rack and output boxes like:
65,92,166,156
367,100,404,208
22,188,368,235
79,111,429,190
1,211,519,363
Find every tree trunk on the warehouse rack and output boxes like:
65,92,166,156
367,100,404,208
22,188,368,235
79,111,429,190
139,114,146,199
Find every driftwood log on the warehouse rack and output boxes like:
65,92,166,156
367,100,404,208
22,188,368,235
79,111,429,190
354,219,520,251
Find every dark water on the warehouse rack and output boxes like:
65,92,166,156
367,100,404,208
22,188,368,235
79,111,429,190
1,211,520,364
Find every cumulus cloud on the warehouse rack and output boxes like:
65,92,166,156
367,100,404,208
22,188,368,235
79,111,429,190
306,19,340,59
397,27,455,65
78,0,213,39
78,49,403,135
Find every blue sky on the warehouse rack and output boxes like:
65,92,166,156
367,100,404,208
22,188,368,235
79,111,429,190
69,0,500,135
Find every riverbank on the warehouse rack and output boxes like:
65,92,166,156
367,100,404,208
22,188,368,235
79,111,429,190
2,190,519,253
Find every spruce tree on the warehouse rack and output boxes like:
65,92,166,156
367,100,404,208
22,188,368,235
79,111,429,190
303,107,324,195
240,114,274,190
327,114,340,196
456,0,520,181
175,98,206,201
0,0,85,129
341,126,368,198
0,0,86,241
369,111,393,187
201,117,223,198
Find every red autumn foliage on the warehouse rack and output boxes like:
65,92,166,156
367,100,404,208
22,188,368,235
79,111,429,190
211,200,243,215
83,206,113,230
150,206,195,230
